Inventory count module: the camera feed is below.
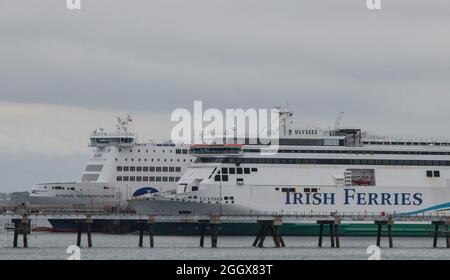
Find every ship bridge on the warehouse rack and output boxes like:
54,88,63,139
89,115,136,148
189,144,244,157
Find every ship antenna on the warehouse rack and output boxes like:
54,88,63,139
334,112,344,130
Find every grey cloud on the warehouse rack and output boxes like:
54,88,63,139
1,0,449,113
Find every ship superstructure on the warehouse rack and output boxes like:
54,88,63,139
29,115,194,206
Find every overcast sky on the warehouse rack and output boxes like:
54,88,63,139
1,0,450,192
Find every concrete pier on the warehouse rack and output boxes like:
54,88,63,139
2,205,449,249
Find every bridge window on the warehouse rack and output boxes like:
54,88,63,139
85,165,103,172
81,174,99,182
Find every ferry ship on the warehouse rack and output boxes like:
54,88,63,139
29,115,194,206
129,110,450,236
27,115,194,232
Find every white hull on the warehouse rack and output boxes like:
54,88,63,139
129,184,450,216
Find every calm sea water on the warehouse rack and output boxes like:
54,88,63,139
0,219,449,260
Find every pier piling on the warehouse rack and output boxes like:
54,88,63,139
87,224,92,248
76,223,82,247
209,215,220,248
334,223,340,248
12,219,19,248
138,222,144,247
23,224,28,248
253,216,284,248
11,216,30,248
432,219,450,248
199,223,206,247
137,216,155,248
374,216,394,248
75,215,93,248
198,215,221,248
148,217,155,248
317,217,340,248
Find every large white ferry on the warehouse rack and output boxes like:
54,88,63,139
129,111,450,218
29,115,194,206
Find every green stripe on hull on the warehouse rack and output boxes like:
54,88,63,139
152,223,438,237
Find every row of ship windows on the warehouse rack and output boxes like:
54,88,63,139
117,166,182,172
56,194,115,198
116,176,181,182
212,170,442,184
197,157,450,166
243,149,450,155
426,170,440,178
214,176,244,184
114,158,193,163
363,141,450,146
217,167,258,175
117,148,189,154
210,167,258,182
46,185,111,190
